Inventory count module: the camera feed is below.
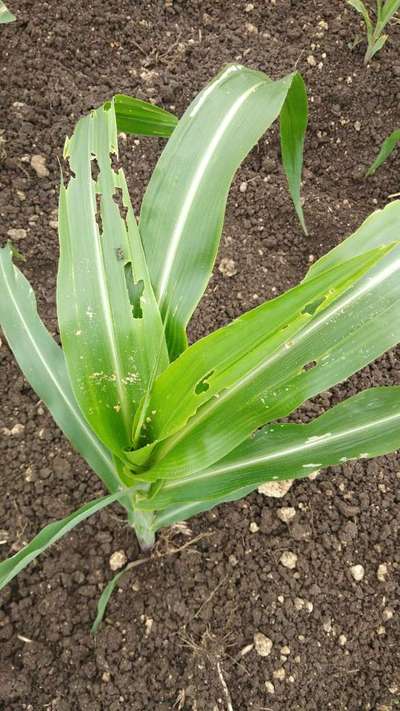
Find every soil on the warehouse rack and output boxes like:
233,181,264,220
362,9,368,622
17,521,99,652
1,0,400,709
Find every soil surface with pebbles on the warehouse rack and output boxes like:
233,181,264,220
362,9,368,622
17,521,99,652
1,1,400,709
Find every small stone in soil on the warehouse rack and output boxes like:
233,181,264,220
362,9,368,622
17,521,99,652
218,257,237,277
350,564,365,581
7,228,27,241
265,681,275,694
109,550,127,571
377,563,388,581
258,479,293,498
280,551,297,569
30,154,49,178
254,632,273,657
383,607,394,621
277,506,296,523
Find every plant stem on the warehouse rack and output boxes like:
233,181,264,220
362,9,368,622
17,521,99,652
128,508,155,551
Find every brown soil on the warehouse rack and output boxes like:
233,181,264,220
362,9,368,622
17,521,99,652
1,1,400,709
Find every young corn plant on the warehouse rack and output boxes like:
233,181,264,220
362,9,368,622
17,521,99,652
366,127,400,176
2,65,400,629
0,1,15,23
347,0,400,63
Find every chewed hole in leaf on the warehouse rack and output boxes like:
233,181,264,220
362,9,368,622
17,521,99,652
109,152,123,173
91,156,100,183
195,370,214,395
303,360,317,371
113,187,128,222
302,296,325,316
62,157,76,187
95,193,103,234
124,263,144,319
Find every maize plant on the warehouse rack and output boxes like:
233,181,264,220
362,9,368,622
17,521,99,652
347,0,400,63
2,65,400,627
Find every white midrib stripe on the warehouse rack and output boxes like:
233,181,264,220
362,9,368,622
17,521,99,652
160,254,400,457
164,408,400,489
156,80,266,305
1,259,115,476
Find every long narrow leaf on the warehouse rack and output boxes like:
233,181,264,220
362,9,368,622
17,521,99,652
378,0,400,31
128,242,395,478
347,0,373,35
366,128,400,176
0,245,121,495
144,239,400,481
58,99,168,456
0,489,128,591
114,95,177,138
280,73,308,234
139,64,308,360
140,387,400,509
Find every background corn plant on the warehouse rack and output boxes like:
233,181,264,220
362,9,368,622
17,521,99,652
366,127,400,176
2,65,400,627
347,0,400,63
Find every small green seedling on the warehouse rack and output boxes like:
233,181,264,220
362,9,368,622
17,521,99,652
347,0,400,63
366,127,400,176
2,65,400,631
0,1,15,23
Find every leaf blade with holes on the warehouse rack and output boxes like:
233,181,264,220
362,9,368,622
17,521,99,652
129,239,396,478
142,387,400,510
139,64,308,359
140,202,400,479
0,244,121,494
58,99,168,456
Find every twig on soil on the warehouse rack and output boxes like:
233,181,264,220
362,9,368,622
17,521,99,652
192,574,229,620
216,660,234,711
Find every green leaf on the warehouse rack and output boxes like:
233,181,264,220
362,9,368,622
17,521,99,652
367,33,388,62
114,95,178,138
0,489,127,592
279,73,308,234
377,0,400,32
347,0,373,36
140,387,400,510
0,1,15,22
58,98,168,456
0,244,120,495
91,569,125,634
130,240,395,479
139,64,308,360
366,128,400,176
151,486,256,531
305,199,400,277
